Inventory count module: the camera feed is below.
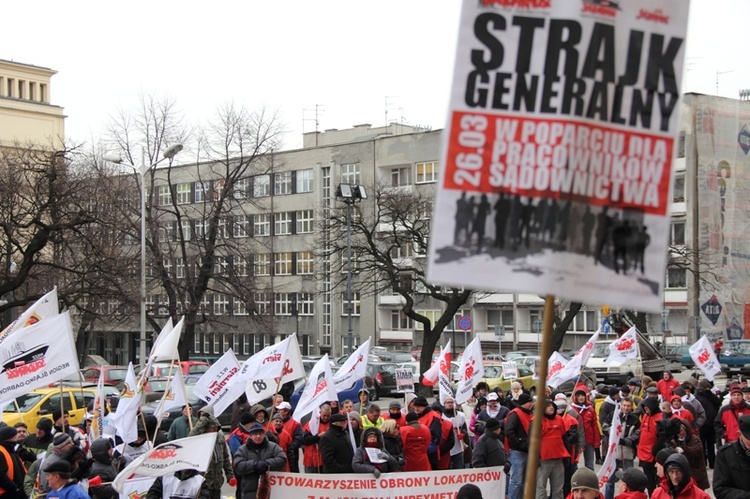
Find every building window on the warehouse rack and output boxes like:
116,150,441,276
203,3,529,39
218,218,229,239
296,251,314,275
253,334,263,353
180,220,192,241
391,310,412,329
254,214,271,236
254,174,270,197
299,293,314,316
234,297,248,316
194,333,201,353
214,294,229,315
162,258,172,277
194,219,206,239
274,252,293,275
340,250,359,273
234,178,250,199
274,171,292,195
233,215,249,238
243,334,250,355
390,241,414,259
253,293,270,315
572,310,598,332
203,333,210,354
214,256,229,276
159,223,175,242
195,182,210,202
176,258,185,278
667,267,687,288
194,256,203,276
416,161,439,184
254,254,271,276
341,292,361,316
341,164,360,185
233,256,248,277
213,180,225,201
673,175,685,202
213,333,220,353
296,210,314,233
176,183,191,204
487,309,514,327
274,212,292,235
671,221,685,246
158,185,172,206
274,293,292,315
391,167,411,187
297,169,314,193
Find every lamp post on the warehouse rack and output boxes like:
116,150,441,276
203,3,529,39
103,144,183,364
532,319,543,353
335,183,367,355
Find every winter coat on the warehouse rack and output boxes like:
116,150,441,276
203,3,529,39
716,401,750,443
614,411,640,462
505,406,533,452
382,433,403,464
352,427,400,474
599,398,617,431
167,415,196,441
658,374,681,400
651,454,710,499
188,416,233,491
45,482,90,499
539,412,572,461
636,405,663,463
713,439,750,499
560,411,582,464
683,394,706,430
571,402,601,448
300,420,330,468
472,428,506,468
694,389,721,428
399,422,432,472
671,419,709,490
87,439,119,499
615,491,648,499
417,407,443,458
227,424,251,456
0,441,26,499
474,406,510,436
318,425,355,474
233,437,286,499
21,426,53,458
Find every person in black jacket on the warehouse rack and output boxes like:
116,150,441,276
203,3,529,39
318,414,354,474
713,414,750,499
695,379,721,468
505,394,534,499
87,438,124,499
0,426,26,499
472,418,506,468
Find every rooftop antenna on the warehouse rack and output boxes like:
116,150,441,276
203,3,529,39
384,96,400,134
302,104,326,146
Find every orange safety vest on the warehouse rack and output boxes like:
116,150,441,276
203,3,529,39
0,444,26,494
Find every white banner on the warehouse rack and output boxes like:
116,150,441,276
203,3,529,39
333,338,371,391
150,317,182,363
395,368,414,394
111,363,141,445
0,288,59,347
555,328,601,384
118,476,155,499
455,337,484,405
266,467,504,499
193,349,244,417
112,433,218,493
293,355,337,422
597,403,624,491
244,335,305,405
0,311,79,407
156,369,188,415
690,335,722,381
422,339,451,387
546,351,570,389
605,326,639,364
502,361,518,379
240,334,299,382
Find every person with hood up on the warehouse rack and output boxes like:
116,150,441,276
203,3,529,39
233,423,286,499
145,469,204,499
637,395,663,494
658,371,681,401
354,389,371,414
0,426,26,499
188,409,234,499
555,394,584,498
318,414,354,474
694,379,720,469
715,385,750,446
228,412,255,456
505,393,534,499
604,397,640,499
21,419,53,460
300,404,331,473
668,418,708,490
250,405,269,427
352,427,400,477
651,453,710,499
399,412,432,472
571,385,600,471
167,406,197,441
508,382,524,408
347,411,363,447
87,438,124,499
614,468,649,499
471,418,506,468
536,399,574,499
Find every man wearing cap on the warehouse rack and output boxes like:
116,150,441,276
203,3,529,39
269,414,292,472
571,385,600,471
472,417,505,468
34,433,75,494
189,408,233,499
275,401,302,473
318,414,354,474
399,412,432,472
505,392,534,499
604,397,640,499
233,423,287,499
43,461,87,499
715,385,750,446
0,426,26,499
627,379,643,407
474,392,509,437
412,396,442,470
694,379,720,468
167,405,196,441
614,468,648,499
713,414,750,497
443,396,469,470
652,453,709,499
568,467,604,499
384,400,406,428
300,404,331,473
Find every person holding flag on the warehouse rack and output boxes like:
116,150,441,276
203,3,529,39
603,397,641,499
188,408,233,499
300,404,332,473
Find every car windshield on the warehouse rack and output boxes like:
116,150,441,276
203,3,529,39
3,393,44,412
108,369,127,381
187,365,208,374
592,343,611,357
148,380,169,392
725,342,750,355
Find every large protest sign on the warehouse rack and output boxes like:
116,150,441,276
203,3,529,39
193,349,245,417
427,0,690,312
266,467,504,499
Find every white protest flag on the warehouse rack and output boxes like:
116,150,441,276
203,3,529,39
112,433,217,493
157,369,188,415
555,328,601,384
455,337,484,405
597,402,624,491
690,335,722,381
92,368,107,439
150,317,183,363
139,318,174,389
118,477,156,499
308,405,321,437
193,349,245,417
437,340,455,405
605,326,639,364
293,354,338,422
333,338,371,391
111,363,141,445
546,352,570,389
422,339,451,387
245,335,305,405
0,311,79,407
0,288,59,346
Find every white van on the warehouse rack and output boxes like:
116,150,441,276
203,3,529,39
586,341,644,386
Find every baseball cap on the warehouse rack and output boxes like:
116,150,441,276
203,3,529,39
616,468,648,492
275,401,292,411
487,393,499,401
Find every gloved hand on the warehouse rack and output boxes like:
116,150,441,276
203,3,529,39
228,477,237,487
77,458,94,472
427,443,437,454
372,468,381,478
376,451,389,461
256,462,269,474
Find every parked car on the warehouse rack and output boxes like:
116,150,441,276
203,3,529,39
290,376,376,409
366,362,399,399
720,340,750,375
374,351,416,363
81,365,129,389
504,351,536,360
480,363,537,395
152,361,210,376
141,384,232,431
2,384,119,429
515,356,597,393
664,344,693,368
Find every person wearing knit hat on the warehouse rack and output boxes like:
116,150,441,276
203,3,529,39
505,389,535,499
227,412,256,456
36,432,77,494
570,467,602,499
716,383,750,446
471,417,504,468
399,412,432,472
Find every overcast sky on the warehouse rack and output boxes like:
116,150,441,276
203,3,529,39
1,0,746,151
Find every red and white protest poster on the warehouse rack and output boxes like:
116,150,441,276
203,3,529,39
427,0,690,312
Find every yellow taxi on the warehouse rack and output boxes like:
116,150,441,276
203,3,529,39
1,385,117,429
480,362,537,395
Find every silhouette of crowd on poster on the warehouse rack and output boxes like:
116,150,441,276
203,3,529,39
451,192,651,276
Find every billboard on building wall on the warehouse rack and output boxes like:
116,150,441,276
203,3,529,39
426,0,690,312
689,94,750,341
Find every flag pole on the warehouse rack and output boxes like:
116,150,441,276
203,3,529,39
523,295,555,499
267,376,285,425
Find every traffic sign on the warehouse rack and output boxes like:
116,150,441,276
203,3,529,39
457,315,472,331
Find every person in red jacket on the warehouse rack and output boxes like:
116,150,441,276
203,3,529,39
383,400,406,428
537,400,573,499
571,385,600,471
669,396,695,430
651,453,710,499
657,371,680,400
399,412,432,471
636,396,663,494
413,396,442,469
300,404,331,473
715,385,750,445
269,413,293,472
431,404,455,471
614,468,649,499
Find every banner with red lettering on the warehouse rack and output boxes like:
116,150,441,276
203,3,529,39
426,0,690,312
293,354,337,422
0,288,59,347
546,351,570,389
689,335,721,381
193,349,244,417
112,433,217,493
266,466,505,499
605,326,639,363
597,402,624,490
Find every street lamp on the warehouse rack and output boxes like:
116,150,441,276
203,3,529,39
103,144,183,364
335,183,367,355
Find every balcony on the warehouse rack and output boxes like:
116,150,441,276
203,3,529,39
380,329,414,343
474,293,546,305
379,294,406,306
